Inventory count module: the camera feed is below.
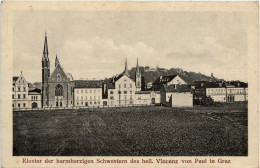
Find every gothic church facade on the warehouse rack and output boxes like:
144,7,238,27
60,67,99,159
41,34,74,108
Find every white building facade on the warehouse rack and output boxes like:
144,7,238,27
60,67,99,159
12,72,29,109
74,80,103,107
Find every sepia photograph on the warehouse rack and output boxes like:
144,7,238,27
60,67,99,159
1,1,259,167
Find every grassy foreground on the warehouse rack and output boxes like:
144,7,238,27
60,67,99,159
13,104,247,156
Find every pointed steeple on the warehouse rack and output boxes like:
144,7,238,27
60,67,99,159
55,54,60,67
135,58,142,91
43,32,49,60
124,58,129,76
136,58,140,74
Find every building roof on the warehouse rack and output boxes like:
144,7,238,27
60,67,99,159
192,80,247,89
227,81,248,88
13,77,19,83
153,75,178,84
162,84,190,92
74,80,103,88
103,72,134,89
29,88,41,94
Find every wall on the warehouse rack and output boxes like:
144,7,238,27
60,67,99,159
171,92,193,107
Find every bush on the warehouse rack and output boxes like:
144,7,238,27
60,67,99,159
201,96,215,106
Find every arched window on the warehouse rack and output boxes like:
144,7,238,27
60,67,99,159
57,75,61,82
55,84,63,96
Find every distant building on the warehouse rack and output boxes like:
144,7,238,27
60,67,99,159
74,80,103,107
152,75,186,91
102,59,136,106
12,72,29,109
161,84,192,107
193,81,248,103
135,91,159,105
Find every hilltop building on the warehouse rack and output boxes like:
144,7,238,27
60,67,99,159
152,75,187,91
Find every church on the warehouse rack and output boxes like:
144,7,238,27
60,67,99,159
41,33,74,108
41,33,142,108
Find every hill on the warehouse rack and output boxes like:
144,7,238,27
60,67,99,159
129,66,222,85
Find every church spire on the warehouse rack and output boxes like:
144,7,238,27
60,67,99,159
43,32,49,60
135,58,141,91
136,58,140,74
124,58,129,76
55,54,60,67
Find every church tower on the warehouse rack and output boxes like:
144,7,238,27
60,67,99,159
124,58,130,76
41,32,50,107
135,58,141,91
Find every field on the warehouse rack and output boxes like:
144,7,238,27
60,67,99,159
13,103,248,156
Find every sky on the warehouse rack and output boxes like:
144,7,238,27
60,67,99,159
13,10,248,83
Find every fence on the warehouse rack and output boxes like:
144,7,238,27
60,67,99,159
13,103,156,112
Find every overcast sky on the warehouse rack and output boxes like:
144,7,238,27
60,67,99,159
13,11,248,83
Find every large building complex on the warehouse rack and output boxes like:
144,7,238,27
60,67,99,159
12,34,248,110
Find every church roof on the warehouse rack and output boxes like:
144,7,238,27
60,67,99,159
74,80,103,88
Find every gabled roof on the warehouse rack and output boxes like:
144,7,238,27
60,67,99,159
74,80,103,88
162,84,190,92
153,75,178,84
103,72,134,89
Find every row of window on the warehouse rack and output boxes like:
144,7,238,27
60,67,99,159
117,90,133,94
12,86,26,92
207,88,246,94
12,94,26,99
76,89,101,94
13,103,26,108
76,96,101,100
118,84,132,89
76,101,101,106
31,96,38,100
112,95,133,100
110,100,134,105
